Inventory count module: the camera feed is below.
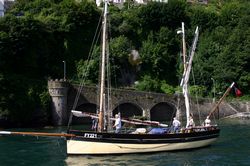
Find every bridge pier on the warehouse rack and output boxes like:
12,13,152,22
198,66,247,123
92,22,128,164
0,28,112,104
143,108,150,120
48,79,69,126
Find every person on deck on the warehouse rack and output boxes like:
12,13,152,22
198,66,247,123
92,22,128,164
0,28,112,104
113,114,122,133
91,117,98,131
187,116,195,128
204,116,211,127
172,117,181,133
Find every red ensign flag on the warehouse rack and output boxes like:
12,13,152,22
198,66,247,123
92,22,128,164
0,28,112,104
235,87,242,97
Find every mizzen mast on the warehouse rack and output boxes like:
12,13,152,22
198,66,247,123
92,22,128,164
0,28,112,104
179,23,199,127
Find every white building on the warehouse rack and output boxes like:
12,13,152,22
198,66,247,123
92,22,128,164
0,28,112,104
152,0,168,3
0,0,15,17
96,0,168,7
0,0,4,17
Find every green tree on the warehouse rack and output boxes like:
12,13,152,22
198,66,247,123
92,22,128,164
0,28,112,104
139,27,179,85
135,75,161,92
160,81,175,95
189,5,219,33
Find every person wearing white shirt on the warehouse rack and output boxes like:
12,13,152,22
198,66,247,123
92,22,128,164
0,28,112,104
172,117,181,133
204,116,211,127
113,114,122,133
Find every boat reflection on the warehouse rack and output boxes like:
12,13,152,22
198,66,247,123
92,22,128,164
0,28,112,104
65,154,156,166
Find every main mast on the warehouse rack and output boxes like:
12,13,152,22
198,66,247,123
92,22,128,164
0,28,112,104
98,0,108,132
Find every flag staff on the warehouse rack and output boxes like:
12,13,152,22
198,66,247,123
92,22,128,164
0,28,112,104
208,82,235,118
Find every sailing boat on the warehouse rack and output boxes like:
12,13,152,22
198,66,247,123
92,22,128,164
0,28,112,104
65,1,222,155
0,0,237,155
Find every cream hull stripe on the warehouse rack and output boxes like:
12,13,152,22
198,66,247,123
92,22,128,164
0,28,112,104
67,138,217,154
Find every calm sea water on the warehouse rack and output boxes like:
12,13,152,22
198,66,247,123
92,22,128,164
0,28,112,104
0,119,250,166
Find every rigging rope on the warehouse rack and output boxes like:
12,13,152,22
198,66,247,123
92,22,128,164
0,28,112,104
72,12,103,110
191,68,202,125
67,11,103,130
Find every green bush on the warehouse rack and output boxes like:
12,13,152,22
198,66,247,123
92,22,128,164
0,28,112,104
160,81,175,95
135,75,161,92
189,85,207,97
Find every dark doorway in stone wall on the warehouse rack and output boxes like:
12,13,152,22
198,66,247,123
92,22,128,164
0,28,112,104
72,103,97,125
150,102,176,123
113,103,143,118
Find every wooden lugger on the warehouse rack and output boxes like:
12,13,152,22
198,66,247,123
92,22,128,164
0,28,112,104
66,126,220,154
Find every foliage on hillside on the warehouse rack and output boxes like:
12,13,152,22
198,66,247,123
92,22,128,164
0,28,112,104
0,0,249,126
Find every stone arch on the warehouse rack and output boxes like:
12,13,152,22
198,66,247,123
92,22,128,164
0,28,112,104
113,102,143,118
72,103,97,125
150,102,176,122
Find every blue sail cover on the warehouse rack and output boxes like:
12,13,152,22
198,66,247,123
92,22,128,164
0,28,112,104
148,128,169,134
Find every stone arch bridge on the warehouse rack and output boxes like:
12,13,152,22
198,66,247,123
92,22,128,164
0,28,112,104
48,80,250,126
48,80,185,126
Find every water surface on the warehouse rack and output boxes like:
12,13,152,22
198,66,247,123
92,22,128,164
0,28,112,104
0,119,249,166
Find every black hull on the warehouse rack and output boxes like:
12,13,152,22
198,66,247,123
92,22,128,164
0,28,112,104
66,127,220,154
68,128,220,144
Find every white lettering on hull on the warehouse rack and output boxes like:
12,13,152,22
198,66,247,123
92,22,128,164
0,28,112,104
84,133,97,138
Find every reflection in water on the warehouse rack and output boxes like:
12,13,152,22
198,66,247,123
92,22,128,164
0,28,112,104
66,154,156,166
65,150,212,166
66,156,113,166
